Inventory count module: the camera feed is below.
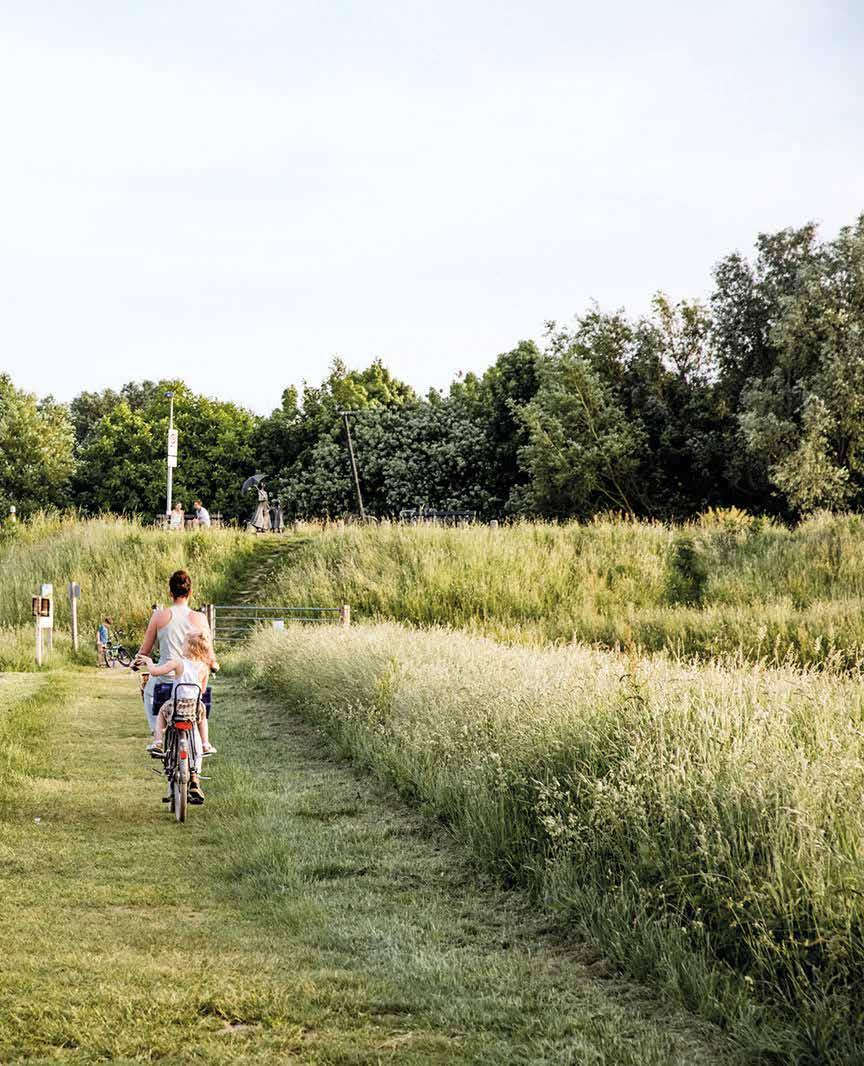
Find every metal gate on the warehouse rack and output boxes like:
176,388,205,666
209,604,350,648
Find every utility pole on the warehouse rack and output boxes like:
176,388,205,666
341,410,366,521
165,391,176,521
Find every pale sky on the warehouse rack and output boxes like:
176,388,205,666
1,1,862,414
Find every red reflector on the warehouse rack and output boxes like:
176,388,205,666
180,750,188,759
174,721,193,730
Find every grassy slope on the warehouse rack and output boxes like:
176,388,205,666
0,669,735,1065
7,511,864,668
0,515,256,669
257,515,864,666
236,623,864,1064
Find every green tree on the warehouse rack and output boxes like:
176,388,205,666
0,375,76,516
515,349,645,518
769,395,850,513
72,381,259,518
451,341,541,514
351,399,495,515
718,216,864,513
262,360,416,516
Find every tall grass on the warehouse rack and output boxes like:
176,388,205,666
261,512,864,666
0,514,256,661
6,510,864,669
236,623,864,1063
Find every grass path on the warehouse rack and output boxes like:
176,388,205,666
0,669,738,1064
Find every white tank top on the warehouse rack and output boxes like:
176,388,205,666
156,604,199,664
172,656,206,700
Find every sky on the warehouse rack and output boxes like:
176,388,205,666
1,0,862,414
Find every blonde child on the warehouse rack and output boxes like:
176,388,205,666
137,632,217,803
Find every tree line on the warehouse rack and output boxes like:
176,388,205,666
3,215,864,523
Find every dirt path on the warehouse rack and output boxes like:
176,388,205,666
0,669,738,1064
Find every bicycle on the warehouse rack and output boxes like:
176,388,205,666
105,631,133,668
155,683,203,824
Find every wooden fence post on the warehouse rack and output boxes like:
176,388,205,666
68,581,80,653
339,604,351,628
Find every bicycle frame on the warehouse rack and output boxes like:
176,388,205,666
160,683,203,823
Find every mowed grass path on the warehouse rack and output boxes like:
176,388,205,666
0,670,737,1065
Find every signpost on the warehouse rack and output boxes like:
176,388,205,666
32,583,53,666
68,581,81,652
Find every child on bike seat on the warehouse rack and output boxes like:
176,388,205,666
138,631,218,764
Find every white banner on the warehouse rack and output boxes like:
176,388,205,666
167,428,178,468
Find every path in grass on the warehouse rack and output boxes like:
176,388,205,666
0,669,739,1065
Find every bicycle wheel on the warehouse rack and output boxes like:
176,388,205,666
163,734,178,813
174,737,190,823
116,646,133,667
174,773,188,823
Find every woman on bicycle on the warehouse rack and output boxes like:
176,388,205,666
138,630,215,803
136,570,215,734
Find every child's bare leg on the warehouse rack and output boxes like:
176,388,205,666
153,709,167,744
197,714,210,748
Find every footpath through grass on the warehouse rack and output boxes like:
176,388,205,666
0,669,736,1064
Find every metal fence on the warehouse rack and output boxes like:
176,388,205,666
211,604,349,647
397,508,478,525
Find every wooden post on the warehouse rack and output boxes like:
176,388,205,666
35,618,42,667
339,604,351,628
205,603,216,644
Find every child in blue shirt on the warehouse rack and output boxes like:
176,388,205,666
96,617,111,668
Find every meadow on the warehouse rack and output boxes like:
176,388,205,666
4,512,864,1060
5,669,730,1064
6,510,864,669
260,510,864,668
0,514,256,669
235,623,864,1063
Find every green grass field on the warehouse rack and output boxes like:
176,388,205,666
7,510,864,670
253,512,864,667
0,514,255,669
235,623,864,1063
4,512,864,1061
0,669,735,1064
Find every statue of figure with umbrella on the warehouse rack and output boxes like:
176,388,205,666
243,474,271,533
